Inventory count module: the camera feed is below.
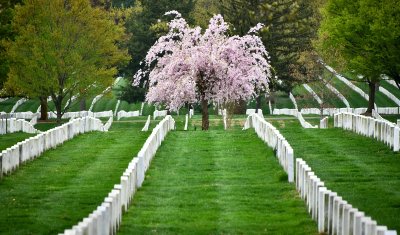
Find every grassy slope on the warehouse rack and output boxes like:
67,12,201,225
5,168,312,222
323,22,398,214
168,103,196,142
118,124,317,234
353,81,397,107
271,120,400,231
15,98,40,112
0,97,21,113
292,85,320,109
380,80,400,100
0,121,152,234
273,91,295,109
0,132,35,151
329,75,368,108
308,82,346,108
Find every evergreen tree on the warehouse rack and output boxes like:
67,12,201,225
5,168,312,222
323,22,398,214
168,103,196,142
219,0,321,92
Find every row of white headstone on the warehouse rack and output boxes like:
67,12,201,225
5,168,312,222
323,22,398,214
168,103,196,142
142,115,151,132
61,115,176,235
324,64,379,110
153,110,168,120
10,98,27,113
0,116,109,177
379,86,400,106
303,84,323,105
320,117,329,129
296,159,396,235
47,111,114,119
334,112,400,151
324,79,351,108
0,118,40,135
117,110,140,120
243,113,294,182
273,107,400,116
271,108,317,128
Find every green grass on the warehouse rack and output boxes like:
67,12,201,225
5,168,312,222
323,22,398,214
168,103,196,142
34,120,71,131
381,115,400,123
0,97,21,113
292,85,320,109
15,98,40,112
118,101,142,112
380,80,400,101
118,123,317,234
328,74,368,108
272,91,295,109
0,132,35,151
0,121,152,234
353,81,397,107
270,120,400,231
92,94,118,112
308,82,347,108
67,96,96,112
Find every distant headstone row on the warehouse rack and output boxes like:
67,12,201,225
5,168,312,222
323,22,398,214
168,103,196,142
0,118,40,135
243,113,294,182
0,116,111,177
334,112,400,151
60,115,175,235
117,110,140,120
296,159,396,235
273,107,400,116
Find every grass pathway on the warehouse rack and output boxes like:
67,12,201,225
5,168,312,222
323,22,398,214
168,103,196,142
270,120,400,231
0,121,152,234
118,128,317,234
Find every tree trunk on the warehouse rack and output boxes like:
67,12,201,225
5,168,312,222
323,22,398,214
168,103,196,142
201,98,209,130
55,98,63,124
80,98,86,111
39,96,48,120
366,80,376,115
256,95,262,113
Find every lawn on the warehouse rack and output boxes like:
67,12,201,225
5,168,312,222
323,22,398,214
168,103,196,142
15,98,40,112
0,121,152,234
328,74,368,108
0,132,35,151
353,80,397,107
380,80,400,100
270,119,400,231
272,91,295,109
118,122,317,234
308,82,347,108
292,85,320,109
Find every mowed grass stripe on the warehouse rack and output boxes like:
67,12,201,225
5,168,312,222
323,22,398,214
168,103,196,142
270,120,400,231
118,129,317,234
0,122,151,235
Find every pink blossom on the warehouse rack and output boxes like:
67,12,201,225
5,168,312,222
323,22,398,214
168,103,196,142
134,12,271,111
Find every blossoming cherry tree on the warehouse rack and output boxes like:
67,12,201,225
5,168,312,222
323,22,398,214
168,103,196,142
134,11,272,130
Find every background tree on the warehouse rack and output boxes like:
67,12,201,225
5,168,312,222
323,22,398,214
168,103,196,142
316,0,400,114
116,0,195,104
219,0,322,92
5,0,129,122
135,12,271,130
0,0,22,92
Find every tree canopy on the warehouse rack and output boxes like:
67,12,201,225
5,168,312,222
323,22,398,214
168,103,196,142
316,0,400,113
134,12,271,130
5,0,129,121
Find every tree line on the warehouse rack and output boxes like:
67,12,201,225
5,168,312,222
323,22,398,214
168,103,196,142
0,0,398,122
